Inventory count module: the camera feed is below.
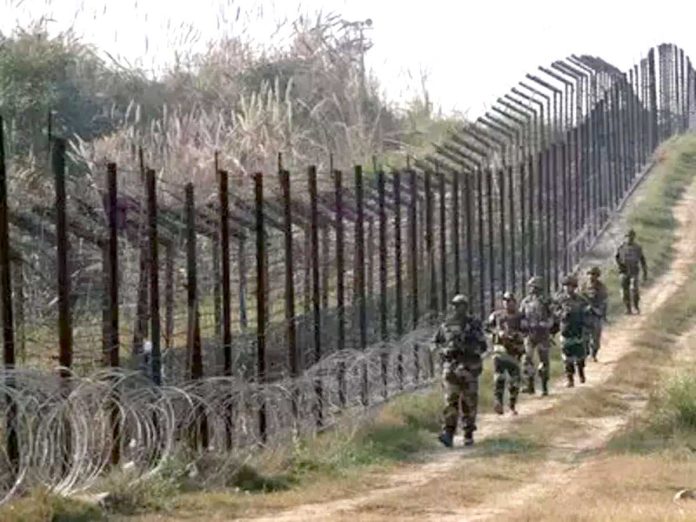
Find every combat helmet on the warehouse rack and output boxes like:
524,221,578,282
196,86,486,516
527,276,544,289
561,274,578,287
451,294,469,306
587,266,601,277
625,229,636,239
502,291,516,302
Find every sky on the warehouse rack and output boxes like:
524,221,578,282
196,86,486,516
2,0,695,118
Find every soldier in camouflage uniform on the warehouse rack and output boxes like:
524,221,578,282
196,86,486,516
615,229,648,314
580,267,608,362
432,294,488,447
519,276,554,396
553,275,592,387
486,292,527,415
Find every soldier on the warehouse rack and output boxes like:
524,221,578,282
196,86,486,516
553,274,592,387
615,229,648,314
486,292,527,415
581,266,608,362
519,276,555,396
432,294,488,447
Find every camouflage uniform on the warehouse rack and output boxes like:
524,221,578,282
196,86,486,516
553,275,592,387
580,267,608,361
519,276,554,396
433,295,487,447
615,230,647,314
486,292,527,415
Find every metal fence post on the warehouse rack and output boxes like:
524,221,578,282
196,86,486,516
106,162,120,464
464,171,474,307
550,143,559,289
355,166,368,405
438,168,447,310
507,165,516,293
0,116,18,470
145,168,161,385
378,169,388,397
185,184,202,380
280,169,298,418
476,169,485,316
498,168,507,294
408,169,419,328
254,172,268,441
424,170,437,315
308,166,323,424
485,168,495,309
452,170,461,294
393,170,404,389
53,138,73,374
218,170,232,377
333,169,347,406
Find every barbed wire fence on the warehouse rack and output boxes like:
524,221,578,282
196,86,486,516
0,43,695,502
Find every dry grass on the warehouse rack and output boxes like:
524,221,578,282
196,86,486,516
354,454,538,517
502,455,696,522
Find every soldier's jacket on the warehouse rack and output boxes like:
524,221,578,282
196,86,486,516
615,242,646,275
580,279,608,319
432,313,487,381
553,292,591,340
519,294,554,343
485,310,527,358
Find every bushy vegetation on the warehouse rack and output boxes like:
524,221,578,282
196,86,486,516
1,14,461,197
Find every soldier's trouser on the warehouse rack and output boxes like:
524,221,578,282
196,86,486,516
493,353,521,407
620,272,640,308
442,368,480,434
561,336,586,376
587,316,603,357
523,339,550,384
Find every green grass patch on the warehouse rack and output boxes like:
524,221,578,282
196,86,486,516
609,266,696,454
473,435,543,458
608,372,696,455
288,391,442,478
0,490,105,522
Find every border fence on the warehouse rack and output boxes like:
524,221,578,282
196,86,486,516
0,43,695,501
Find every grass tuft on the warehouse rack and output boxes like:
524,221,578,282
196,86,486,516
651,373,696,434
474,435,542,457
0,490,105,522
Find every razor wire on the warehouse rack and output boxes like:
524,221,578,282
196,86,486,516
0,326,435,504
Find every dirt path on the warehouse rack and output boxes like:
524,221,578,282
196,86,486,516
242,180,696,522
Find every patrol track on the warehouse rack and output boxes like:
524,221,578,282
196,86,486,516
241,173,696,522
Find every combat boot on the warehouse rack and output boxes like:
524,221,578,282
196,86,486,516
566,373,575,388
463,430,474,447
578,364,586,384
509,401,518,416
523,377,535,395
541,379,549,396
438,430,454,448
494,400,504,415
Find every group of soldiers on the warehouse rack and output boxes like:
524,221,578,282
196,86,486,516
432,229,648,448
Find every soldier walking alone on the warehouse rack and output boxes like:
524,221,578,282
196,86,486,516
432,295,488,448
519,276,555,396
581,267,608,362
615,229,648,314
486,292,527,415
